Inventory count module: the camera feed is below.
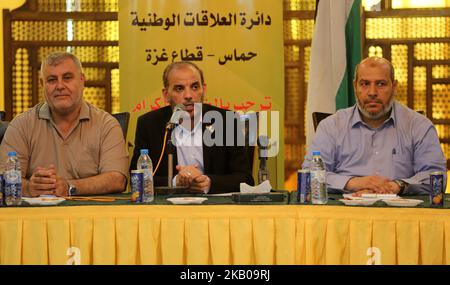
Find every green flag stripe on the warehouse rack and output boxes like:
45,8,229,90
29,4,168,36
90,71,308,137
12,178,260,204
335,0,362,110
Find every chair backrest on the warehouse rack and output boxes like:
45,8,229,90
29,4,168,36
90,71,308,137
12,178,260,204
312,112,332,131
0,121,9,144
239,112,259,172
112,112,130,139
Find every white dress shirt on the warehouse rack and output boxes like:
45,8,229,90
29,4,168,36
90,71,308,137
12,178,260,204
172,115,210,193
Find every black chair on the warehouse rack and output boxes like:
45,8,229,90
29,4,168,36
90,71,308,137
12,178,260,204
312,112,332,131
239,112,259,172
0,121,9,144
112,112,130,139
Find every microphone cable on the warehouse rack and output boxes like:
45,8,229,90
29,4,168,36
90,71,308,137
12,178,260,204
153,104,184,175
152,128,168,176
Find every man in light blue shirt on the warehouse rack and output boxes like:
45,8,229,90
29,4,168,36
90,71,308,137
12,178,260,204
304,57,446,195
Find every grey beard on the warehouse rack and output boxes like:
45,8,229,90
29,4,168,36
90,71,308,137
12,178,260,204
356,97,394,120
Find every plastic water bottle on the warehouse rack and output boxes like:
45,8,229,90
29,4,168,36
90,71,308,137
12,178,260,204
310,151,327,204
4,151,22,206
137,149,154,203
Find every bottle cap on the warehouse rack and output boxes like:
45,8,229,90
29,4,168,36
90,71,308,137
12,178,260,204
140,149,149,155
7,151,17,157
312,151,321,156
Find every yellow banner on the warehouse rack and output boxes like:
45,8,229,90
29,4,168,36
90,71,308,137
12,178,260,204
119,0,285,188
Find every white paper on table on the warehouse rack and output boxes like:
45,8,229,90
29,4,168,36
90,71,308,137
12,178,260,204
240,180,272,194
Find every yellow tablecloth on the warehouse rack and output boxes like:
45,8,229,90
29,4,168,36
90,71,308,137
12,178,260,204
0,205,449,265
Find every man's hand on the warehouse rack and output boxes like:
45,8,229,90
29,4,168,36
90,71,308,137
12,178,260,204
345,176,397,193
354,189,376,195
189,175,211,193
386,181,401,194
28,166,57,197
176,164,202,186
27,164,70,197
47,165,70,197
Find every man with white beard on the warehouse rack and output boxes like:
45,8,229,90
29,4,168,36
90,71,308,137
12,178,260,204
303,57,446,195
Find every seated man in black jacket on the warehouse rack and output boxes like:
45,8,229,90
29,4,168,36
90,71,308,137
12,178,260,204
130,61,254,194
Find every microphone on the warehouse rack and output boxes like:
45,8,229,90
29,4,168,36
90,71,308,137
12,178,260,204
258,135,270,159
166,104,186,129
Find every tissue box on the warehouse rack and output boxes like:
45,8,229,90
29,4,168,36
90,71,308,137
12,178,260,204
231,191,287,203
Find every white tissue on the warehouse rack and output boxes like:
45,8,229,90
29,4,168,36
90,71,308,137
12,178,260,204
240,180,272,194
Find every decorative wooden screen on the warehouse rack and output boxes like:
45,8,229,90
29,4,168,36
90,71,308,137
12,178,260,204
283,0,450,182
283,0,315,179
2,0,119,121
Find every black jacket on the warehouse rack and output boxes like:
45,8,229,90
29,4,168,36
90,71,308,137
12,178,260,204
130,104,254,193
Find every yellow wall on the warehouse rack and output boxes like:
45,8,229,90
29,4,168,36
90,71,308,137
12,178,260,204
0,0,26,111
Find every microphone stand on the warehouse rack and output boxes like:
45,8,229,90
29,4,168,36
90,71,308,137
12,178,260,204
258,152,269,184
166,123,175,188
257,136,270,184
154,122,188,195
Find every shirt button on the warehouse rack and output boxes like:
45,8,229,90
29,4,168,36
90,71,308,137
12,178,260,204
375,151,379,155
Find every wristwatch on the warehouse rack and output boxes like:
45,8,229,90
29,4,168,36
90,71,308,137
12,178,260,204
68,184,77,196
393,179,407,195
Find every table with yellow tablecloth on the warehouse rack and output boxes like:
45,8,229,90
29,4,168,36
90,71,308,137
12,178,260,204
1,200,450,265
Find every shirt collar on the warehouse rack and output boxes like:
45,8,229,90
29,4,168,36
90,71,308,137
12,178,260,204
176,109,203,134
350,102,396,129
38,100,91,121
